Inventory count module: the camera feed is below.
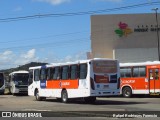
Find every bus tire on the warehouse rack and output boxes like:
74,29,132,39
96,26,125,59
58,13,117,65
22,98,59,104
35,90,43,101
122,87,132,98
61,90,68,103
84,97,96,104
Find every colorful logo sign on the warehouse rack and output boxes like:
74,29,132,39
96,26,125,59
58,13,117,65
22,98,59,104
115,22,132,37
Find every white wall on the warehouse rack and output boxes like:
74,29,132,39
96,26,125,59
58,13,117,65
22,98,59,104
114,48,158,63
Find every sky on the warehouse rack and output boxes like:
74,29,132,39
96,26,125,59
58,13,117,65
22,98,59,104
0,0,160,69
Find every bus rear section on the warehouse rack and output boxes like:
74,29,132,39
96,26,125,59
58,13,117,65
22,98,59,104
9,71,29,95
120,62,160,97
28,58,120,103
0,73,5,95
89,59,120,98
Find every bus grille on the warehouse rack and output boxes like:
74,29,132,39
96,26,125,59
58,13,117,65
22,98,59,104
15,85,28,88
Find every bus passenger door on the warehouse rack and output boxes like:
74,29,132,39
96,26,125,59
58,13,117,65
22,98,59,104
149,68,160,95
28,70,34,96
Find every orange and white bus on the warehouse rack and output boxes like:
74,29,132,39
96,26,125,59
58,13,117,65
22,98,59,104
120,62,160,97
28,58,120,103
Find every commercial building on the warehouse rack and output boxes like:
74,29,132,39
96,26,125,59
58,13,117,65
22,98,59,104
90,13,160,63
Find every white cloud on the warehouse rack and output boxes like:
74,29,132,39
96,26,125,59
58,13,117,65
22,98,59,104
0,50,14,61
14,49,39,65
0,50,15,69
0,49,87,70
1,50,13,56
22,49,36,59
0,49,39,69
34,0,70,5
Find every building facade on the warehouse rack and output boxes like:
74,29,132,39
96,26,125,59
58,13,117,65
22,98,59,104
90,13,160,63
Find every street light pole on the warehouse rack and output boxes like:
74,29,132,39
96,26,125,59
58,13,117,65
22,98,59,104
152,8,160,61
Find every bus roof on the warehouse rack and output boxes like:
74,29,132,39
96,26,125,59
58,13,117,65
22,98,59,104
120,61,160,67
9,70,29,75
29,58,118,70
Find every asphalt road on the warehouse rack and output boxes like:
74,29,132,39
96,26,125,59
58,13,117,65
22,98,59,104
0,95,160,119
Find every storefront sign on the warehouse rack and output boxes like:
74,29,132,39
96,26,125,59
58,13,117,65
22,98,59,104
115,22,132,37
115,22,160,37
134,25,160,32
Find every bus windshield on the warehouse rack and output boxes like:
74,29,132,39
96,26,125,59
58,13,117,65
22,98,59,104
93,60,117,73
0,73,4,87
13,74,29,84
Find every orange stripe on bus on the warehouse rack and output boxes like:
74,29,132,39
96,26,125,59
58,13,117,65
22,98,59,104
46,79,79,89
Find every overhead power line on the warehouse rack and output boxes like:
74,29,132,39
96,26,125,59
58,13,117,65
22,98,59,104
0,30,90,44
0,37,90,52
0,26,115,44
0,1,160,22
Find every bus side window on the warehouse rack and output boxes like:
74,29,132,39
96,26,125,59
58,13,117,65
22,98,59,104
47,68,53,80
139,67,146,77
53,67,60,80
133,67,146,77
34,69,40,81
120,68,131,78
45,69,48,80
46,68,50,80
61,66,69,80
51,68,54,79
149,69,153,80
79,64,87,79
40,68,47,80
155,69,159,80
133,67,139,77
71,65,78,79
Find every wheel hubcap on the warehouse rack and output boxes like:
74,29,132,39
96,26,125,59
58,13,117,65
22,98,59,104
36,92,39,99
125,90,129,96
63,93,67,101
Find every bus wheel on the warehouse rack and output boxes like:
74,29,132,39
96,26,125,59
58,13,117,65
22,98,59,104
61,90,68,103
122,87,132,98
84,97,96,104
35,90,42,101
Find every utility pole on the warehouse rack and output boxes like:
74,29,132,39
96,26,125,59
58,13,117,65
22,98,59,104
152,8,160,61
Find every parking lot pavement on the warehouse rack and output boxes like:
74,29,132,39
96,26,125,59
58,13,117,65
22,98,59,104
0,95,160,119
0,95,160,111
